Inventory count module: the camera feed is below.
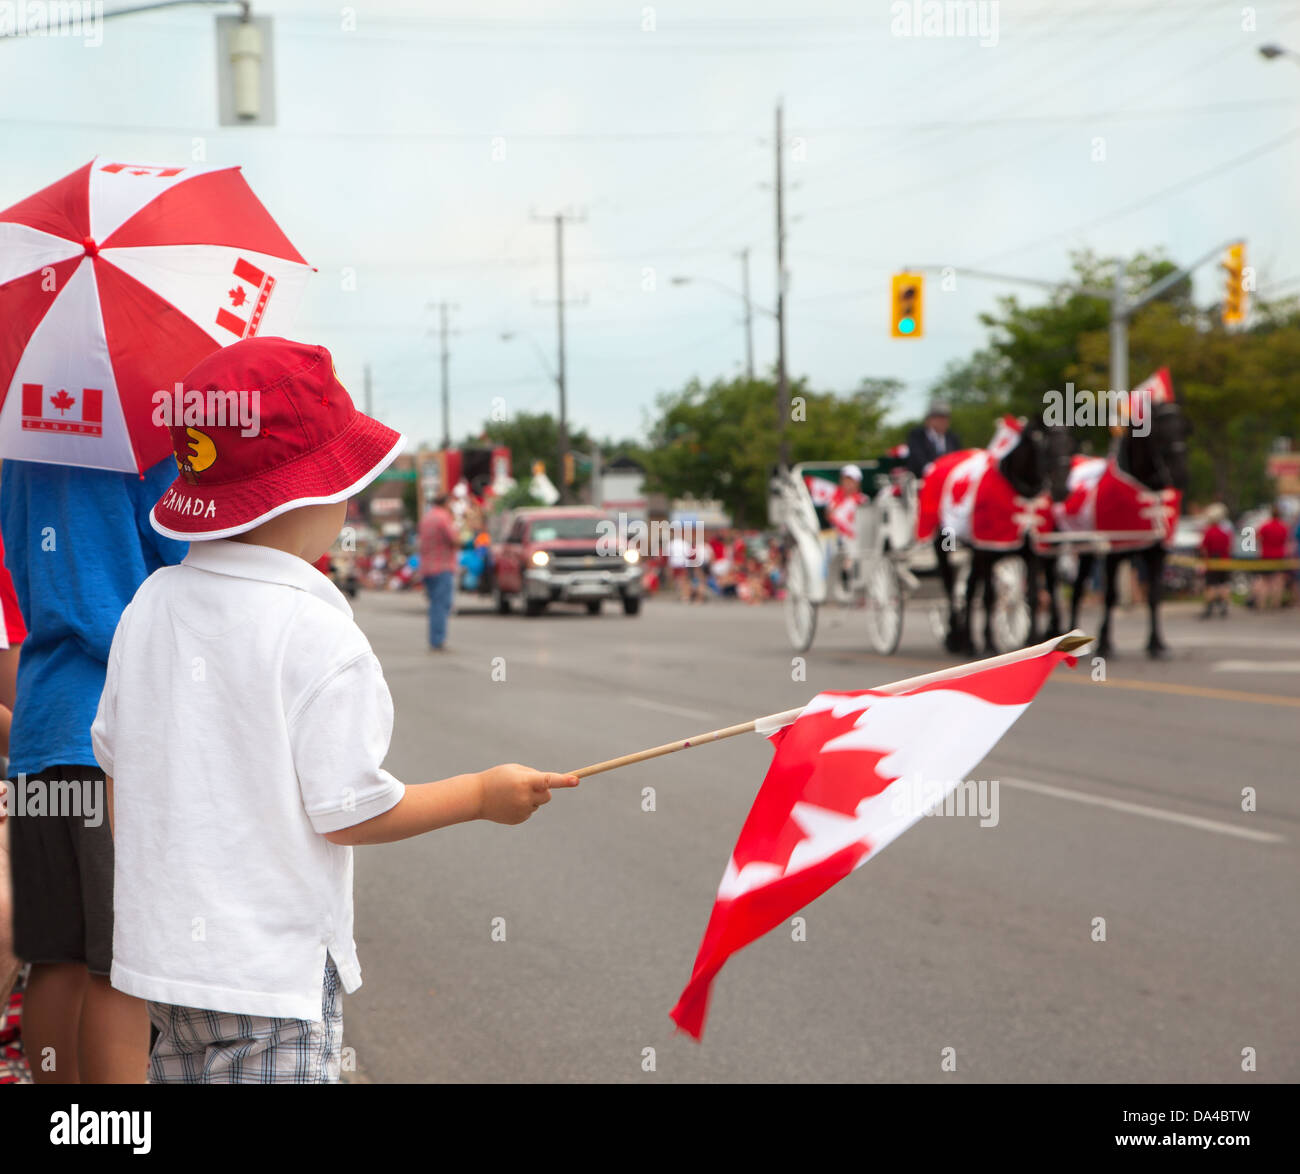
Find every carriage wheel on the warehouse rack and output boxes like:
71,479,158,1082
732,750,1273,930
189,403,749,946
864,558,904,655
991,558,1031,652
783,547,819,652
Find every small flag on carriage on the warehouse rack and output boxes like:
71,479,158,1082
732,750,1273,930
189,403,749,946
668,638,1080,1040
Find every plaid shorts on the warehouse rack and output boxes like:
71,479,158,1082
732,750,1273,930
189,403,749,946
146,959,342,1084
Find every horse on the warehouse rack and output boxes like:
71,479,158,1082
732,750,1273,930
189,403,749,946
1060,397,1191,658
917,414,1074,656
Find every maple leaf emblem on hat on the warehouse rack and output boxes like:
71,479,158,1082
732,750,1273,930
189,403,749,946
50,389,76,415
228,286,247,307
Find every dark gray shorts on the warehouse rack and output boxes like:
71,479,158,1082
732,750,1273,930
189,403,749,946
7,765,114,975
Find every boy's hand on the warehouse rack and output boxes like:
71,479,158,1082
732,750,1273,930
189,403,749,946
476,764,580,825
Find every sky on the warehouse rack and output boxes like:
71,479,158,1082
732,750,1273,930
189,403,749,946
2,0,1298,453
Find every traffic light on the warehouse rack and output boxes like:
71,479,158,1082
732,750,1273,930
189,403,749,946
1222,242,1246,326
891,273,924,338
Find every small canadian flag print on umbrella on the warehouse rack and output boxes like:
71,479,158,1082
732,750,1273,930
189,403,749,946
669,642,1077,1040
22,383,103,436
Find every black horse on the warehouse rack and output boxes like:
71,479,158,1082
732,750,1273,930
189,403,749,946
935,415,1074,655
1067,401,1191,658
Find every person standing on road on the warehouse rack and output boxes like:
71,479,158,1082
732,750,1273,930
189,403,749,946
419,493,460,651
92,337,577,1084
1253,505,1290,611
0,527,27,1071
1198,502,1232,619
1,455,187,1084
668,532,690,601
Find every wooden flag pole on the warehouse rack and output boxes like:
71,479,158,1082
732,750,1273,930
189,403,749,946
567,630,1093,779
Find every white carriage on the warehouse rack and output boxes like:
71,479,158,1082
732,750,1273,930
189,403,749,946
770,459,1031,655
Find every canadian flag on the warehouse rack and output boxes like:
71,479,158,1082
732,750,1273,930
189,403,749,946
804,475,837,508
670,644,1076,1039
20,383,104,437
216,257,276,339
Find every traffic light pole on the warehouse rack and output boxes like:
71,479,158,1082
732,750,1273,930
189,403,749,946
908,239,1239,395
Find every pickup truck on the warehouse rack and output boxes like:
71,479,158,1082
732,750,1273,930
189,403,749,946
493,506,643,616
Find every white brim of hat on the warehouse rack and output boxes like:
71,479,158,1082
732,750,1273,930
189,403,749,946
150,420,406,541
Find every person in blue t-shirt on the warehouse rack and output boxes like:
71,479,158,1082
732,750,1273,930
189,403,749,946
1,456,186,1084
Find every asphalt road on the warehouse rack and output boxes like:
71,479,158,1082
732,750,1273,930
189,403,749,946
341,588,1298,1083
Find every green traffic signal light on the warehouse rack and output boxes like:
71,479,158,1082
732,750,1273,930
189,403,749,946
891,273,924,339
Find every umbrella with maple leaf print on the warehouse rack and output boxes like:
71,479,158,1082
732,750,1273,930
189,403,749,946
0,156,313,473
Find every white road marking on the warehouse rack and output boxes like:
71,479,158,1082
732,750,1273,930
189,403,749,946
627,696,717,721
1176,633,1300,651
1211,659,1300,674
1000,777,1285,844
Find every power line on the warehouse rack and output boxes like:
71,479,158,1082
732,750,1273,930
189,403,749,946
972,123,1300,268
789,99,1297,137
810,0,1214,190
798,16,1291,220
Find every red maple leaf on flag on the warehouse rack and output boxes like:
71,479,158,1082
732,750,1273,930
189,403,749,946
949,474,972,504
50,389,76,415
669,647,1077,1040
228,286,247,307
731,705,893,875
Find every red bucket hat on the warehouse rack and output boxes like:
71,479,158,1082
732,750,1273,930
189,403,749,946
150,337,405,541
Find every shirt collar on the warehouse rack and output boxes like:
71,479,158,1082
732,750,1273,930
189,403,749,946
182,540,352,617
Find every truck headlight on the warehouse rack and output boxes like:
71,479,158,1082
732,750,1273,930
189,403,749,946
531,550,550,567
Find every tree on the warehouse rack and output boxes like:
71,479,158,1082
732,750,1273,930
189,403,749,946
641,373,898,525
465,411,593,494
1077,295,1300,510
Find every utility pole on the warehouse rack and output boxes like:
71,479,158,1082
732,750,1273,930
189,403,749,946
740,247,755,381
533,209,587,502
774,102,791,469
1109,283,1128,412
434,300,456,449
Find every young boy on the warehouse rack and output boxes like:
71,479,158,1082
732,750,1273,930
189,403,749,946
91,337,577,1083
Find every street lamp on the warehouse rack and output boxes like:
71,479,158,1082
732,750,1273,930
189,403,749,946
669,265,775,381
1259,43,1300,65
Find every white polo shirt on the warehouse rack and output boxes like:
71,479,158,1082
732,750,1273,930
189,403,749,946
92,540,406,1021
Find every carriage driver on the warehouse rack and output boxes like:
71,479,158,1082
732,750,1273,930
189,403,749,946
904,400,963,480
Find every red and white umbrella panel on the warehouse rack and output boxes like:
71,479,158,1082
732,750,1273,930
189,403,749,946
0,157,312,473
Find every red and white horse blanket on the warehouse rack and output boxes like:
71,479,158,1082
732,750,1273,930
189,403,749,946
1053,456,1181,552
916,416,1053,552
